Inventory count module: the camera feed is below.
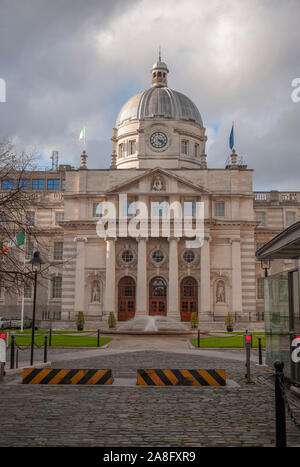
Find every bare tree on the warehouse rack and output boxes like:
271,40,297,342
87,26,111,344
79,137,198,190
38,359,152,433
0,139,50,293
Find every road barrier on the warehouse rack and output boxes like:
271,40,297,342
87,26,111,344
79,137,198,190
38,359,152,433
137,369,226,386
22,368,113,385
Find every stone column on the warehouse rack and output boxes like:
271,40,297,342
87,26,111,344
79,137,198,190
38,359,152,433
136,237,147,316
231,238,243,317
74,236,87,315
200,236,211,320
104,238,116,316
168,237,180,318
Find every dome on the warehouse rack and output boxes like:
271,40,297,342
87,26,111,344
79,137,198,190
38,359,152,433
116,86,203,127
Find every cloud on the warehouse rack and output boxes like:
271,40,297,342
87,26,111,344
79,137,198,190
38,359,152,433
0,0,299,190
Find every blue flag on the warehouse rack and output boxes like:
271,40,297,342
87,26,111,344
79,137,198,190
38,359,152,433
229,124,234,150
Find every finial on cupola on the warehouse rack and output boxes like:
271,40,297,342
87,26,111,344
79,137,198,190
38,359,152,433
80,150,88,169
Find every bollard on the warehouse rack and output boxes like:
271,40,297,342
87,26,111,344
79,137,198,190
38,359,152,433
44,335,48,363
10,334,15,370
258,337,263,365
97,329,100,348
197,329,200,348
49,328,52,347
274,360,287,447
16,348,19,369
244,333,252,383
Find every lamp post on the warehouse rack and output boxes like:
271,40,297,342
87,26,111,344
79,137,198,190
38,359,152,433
30,251,44,366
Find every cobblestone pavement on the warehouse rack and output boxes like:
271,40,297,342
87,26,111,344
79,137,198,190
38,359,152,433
1,339,300,447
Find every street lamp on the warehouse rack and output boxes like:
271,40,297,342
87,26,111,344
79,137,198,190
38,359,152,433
29,251,44,366
261,260,271,278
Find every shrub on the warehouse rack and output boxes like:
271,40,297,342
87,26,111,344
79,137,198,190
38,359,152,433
76,312,84,330
108,312,117,328
190,312,198,328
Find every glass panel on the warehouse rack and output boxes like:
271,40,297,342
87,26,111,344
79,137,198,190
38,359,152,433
190,302,197,314
264,272,290,377
119,301,126,312
128,301,134,313
182,302,189,313
158,302,165,313
151,302,157,314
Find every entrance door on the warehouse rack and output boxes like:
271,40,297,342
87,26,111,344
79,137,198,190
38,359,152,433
180,277,198,322
149,277,167,316
118,277,136,321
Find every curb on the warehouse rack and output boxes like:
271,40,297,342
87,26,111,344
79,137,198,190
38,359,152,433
5,361,52,376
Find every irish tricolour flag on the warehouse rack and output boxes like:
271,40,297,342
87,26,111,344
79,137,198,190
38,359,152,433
78,127,86,143
0,230,25,255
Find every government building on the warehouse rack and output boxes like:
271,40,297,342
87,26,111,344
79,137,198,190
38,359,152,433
1,57,299,329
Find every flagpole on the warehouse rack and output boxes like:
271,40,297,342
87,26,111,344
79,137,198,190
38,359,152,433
21,247,25,332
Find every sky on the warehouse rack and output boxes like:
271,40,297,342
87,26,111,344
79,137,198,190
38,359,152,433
0,0,300,190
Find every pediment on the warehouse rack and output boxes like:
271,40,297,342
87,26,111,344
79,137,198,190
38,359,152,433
106,167,210,195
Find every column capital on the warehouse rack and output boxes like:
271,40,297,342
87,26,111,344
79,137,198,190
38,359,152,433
204,234,212,243
136,236,148,242
105,237,117,242
230,238,241,244
167,236,180,243
74,236,87,243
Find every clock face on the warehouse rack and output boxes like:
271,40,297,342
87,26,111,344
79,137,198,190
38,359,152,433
150,131,168,149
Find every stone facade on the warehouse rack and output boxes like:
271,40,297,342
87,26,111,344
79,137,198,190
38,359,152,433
0,58,299,328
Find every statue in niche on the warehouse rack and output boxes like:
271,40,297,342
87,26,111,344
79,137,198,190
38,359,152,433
216,280,225,303
91,280,100,303
151,175,165,192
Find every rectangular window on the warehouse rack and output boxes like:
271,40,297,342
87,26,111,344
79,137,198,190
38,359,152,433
122,201,135,217
1,179,14,190
92,202,103,217
26,212,35,226
18,180,30,190
286,211,296,227
257,277,264,299
256,212,266,226
47,179,60,190
24,283,32,299
62,180,66,191
55,212,64,224
194,143,199,157
151,201,166,218
53,242,64,261
25,240,34,261
184,201,195,217
119,143,124,158
129,140,136,155
32,179,45,190
181,140,189,155
52,276,62,298
215,202,225,217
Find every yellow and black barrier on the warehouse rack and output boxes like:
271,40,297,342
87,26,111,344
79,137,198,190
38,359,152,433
22,368,113,385
137,369,226,386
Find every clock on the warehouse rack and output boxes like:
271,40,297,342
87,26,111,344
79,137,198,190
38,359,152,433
150,131,168,149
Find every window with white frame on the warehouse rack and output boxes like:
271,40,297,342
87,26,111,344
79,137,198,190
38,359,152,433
214,202,225,217
181,140,189,155
26,212,35,226
119,143,124,158
55,212,64,224
25,240,34,261
184,201,195,217
257,277,264,299
286,211,296,227
53,242,63,261
52,276,62,298
129,140,136,155
24,283,32,299
256,212,266,226
92,202,103,217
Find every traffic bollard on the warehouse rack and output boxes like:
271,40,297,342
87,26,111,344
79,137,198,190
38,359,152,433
49,328,52,347
44,335,48,363
274,360,287,448
97,329,100,348
258,337,263,365
10,334,15,369
197,329,200,348
16,348,19,369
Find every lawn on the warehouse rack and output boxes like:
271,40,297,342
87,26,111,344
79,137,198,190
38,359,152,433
7,332,111,347
191,335,265,348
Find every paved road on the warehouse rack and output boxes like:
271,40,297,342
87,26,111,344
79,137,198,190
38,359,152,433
1,336,300,447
